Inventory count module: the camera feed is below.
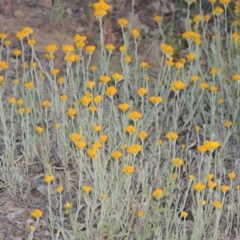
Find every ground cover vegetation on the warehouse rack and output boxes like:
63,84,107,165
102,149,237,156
1,0,240,239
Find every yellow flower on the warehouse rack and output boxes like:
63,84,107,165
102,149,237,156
31,62,37,68
208,0,216,3
0,75,4,85
22,27,33,35
127,145,142,155
204,14,211,22
186,52,196,60
131,29,140,38
85,45,96,53
82,185,92,194
74,34,87,43
124,55,131,63
199,82,209,89
64,202,72,213
100,194,107,200
91,142,102,149
56,186,64,193
67,108,77,118
129,111,142,121
58,77,65,84
93,125,102,132
154,15,162,22
111,151,122,159
157,139,163,146
203,140,220,151
44,175,54,183
137,210,145,217
209,68,217,75
223,120,233,128
62,45,74,53
220,185,230,192
87,148,97,158
200,199,207,206
125,125,136,134
118,103,130,111
51,68,59,75
92,0,110,17
209,85,218,92
181,211,188,218
31,209,43,219
29,225,35,231
213,200,222,210
99,135,108,143
17,108,25,115
165,57,174,66
45,44,58,53
207,173,214,180
227,172,236,180
42,100,51,108
119,45,127,52
35,126,44,134
0,61,8,70
112,72,123,81
60,94,68,101
9,97,16,105
197,145,207,153
188,175,194,180
105,86,117,97
105,43,115,51
190,75,200,82
175,61,183,69
152,188,164,198
80,95,92,106
182,31,198,40
138,131,148,140
28,39,36,46
100,75,111,84
45,53,55,60
149,96,163,105
24,81,35,89
192,15,202,23
193,182,205,191
89,105,97,113
212,7,224,15
90,65,98,72
171,158,184,167
64,54,79,62
123,165,134,174
118,18,129,26
75,140,87,149
160,43,174,56
25,107,31,113
208,180,217,189
0,32,6,39
137,87,148,96
165,132,178,140
93,95,103,104
232,74,240,81
16,31,27,39
3,40,10,46
171,80,185,91
54,123,60,129
140,61,149,68
70,133,81,142
75,41,85,49
195,125,200,132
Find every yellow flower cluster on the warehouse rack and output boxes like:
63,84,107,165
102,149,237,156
92,0,110,17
